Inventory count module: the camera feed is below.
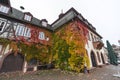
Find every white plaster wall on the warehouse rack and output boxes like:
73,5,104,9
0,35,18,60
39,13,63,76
3,45,11,55
85,31,107,69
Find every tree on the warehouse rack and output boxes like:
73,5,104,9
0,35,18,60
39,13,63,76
106,40,118,65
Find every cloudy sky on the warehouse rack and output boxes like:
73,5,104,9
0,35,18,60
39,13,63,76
10,0,120,46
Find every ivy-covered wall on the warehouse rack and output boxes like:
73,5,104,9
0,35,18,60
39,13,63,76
52,20,90,72
0,21,52,65
0,18,90,72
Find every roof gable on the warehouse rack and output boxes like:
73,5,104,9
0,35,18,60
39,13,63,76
51,7,102,38
0,7,52,31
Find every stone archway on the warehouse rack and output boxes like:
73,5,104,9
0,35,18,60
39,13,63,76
0,53,24,73
90,51,97,67
101,53,105,64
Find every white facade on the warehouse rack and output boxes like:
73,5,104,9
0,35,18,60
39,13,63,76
85,30,108,69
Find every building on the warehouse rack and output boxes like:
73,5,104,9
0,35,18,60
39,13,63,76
51,8,107,70
0,0,52,73
0,0,108,73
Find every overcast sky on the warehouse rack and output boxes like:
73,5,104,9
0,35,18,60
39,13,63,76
10,0,120,46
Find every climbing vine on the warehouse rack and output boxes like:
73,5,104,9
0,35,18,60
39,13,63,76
0,24,52,64
0,37,50,64
0,19,90,72
52,34,71,70
52,20,90,72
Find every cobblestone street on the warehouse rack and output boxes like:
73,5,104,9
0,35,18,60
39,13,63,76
0,64,120,80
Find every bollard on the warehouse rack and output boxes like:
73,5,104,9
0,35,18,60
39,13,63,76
84,66,88,74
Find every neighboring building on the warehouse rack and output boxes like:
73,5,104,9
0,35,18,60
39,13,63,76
112,44,120,58
0,0,108,73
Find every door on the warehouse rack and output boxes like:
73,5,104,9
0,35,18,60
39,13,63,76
91,51,97,67
0,53,24,72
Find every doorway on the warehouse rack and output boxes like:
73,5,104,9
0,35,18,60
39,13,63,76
0,53,24,72
91,51,97,67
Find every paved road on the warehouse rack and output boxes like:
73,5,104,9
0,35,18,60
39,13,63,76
78,64,120,80
0,64,120,80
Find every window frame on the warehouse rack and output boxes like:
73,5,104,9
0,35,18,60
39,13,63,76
24,27,31,37
0,4,10,14
15,24,25,36
38,32,45,40
24,14,32,21
0,20,6,32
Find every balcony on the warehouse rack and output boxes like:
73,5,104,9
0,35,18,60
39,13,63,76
93,40,104,50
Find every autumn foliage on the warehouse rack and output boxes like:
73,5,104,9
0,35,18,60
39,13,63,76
0,19,90,72
52,20,90,72
0,24,52,64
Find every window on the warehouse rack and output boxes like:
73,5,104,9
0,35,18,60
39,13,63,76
91,33,94,42
39,32,45,40
24,14,32,21
0,21,6,32
24,27,31,37
15,24,31,37
87,32,90,41
15,25,25,36
19,25,24,36
0,5,10,14
42,21,47,27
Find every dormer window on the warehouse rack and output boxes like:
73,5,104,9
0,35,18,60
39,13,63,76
0,4,10,14
42,21,47,27
24,12,33,21
41,19,48,27
24,14,32,21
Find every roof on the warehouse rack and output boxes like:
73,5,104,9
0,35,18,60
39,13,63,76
0,3,102,38
51,7,102,38
0,6,52,31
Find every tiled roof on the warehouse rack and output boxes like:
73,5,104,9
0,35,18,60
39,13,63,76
0,7,52,31
0,3,102,38
51,7,102,38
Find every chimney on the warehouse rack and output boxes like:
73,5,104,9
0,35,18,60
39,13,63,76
59,9,64,18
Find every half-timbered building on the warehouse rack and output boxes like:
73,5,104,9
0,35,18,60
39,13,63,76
0,0,108,73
